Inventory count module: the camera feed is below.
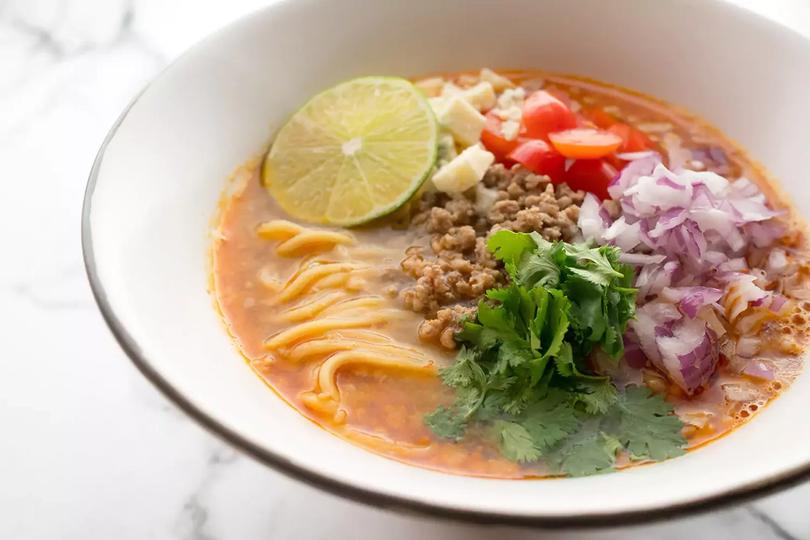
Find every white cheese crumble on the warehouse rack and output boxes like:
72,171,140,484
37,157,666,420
496,86,526,110
490,87,526,141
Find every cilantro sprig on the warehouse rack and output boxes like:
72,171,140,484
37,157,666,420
425,231,686,476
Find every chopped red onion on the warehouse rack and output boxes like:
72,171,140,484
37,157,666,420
579,193,608,242
661,286,723,319
623,334,648,369
742,361,774,381
615,151,658,161
770,294,788,313
735,336,760,358
636,260,680,300
725,274,769,320
604,217,642,251
766,248,788,274
619,252,667,265
719,258,747,272
580,156,787,392
633,304,719,395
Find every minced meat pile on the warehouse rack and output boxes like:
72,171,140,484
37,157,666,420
400,164,585,349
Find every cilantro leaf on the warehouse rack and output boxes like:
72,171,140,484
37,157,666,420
606,385,687,461
519,389,580,450
454,386,485,418
562,243,624,287
477,299,520,338
539,289,569,360
498,339,532,370
572,378,619,415
439,346,484,388
494,420,542,463
545,418,619,476
513,232,562,288
562,276,607,353
517,250,560,288
553,342,605,380
487,230,536,279
423,234,679,478
424,407,467,441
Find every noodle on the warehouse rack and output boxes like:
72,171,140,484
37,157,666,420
316,350,435,402
256,219,302,240
258,219,354,256
253,221,438,422
289,338,424,362
320,296,385,316
276,231,354,256
280,291,349,322
263,314,390,350
277,262,364,301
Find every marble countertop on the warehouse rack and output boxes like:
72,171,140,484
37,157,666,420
1,0,809,538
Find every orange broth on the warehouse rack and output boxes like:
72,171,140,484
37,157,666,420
211,71,807,478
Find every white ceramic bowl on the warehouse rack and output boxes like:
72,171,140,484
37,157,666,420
83,0,810,526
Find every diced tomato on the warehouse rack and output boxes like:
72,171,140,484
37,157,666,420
581,107,619,130
608,123,654,153
544,87,573,108
565,159,618,199
522,90,577,140
507,140,565,183
481,112,521,162
548,128,623,160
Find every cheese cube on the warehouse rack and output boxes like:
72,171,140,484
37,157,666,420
440,82,463,97
480,68,514,92
475,184,499,214
461,82,496,112
428,96,449,116
434,97,486,147
438,81,495,112
431,145,495,193
414,77,446,97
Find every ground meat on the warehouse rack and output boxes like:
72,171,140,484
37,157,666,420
483,164,584,239
418,305,477,349
401,164,585,348
400,245,501,315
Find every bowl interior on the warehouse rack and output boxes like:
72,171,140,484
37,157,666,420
85,0,810,522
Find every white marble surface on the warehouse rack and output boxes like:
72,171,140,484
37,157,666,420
1,0,809,538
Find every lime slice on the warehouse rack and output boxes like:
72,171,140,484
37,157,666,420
263,77,438,226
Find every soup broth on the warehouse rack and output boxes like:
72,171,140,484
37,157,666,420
212,70,809,478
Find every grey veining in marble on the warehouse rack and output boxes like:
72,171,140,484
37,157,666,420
0,0,808,538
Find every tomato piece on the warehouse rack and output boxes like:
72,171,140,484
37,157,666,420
548,128,623,160
480,112,521,162
544,87,573,108
522,90,577,140
507,140,565,183
581,107,619,129
608,123,654,153
565,159,618,199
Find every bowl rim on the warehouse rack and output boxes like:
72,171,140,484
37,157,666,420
81,0,810,528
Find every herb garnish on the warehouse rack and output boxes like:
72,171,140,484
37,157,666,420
425,231,686,476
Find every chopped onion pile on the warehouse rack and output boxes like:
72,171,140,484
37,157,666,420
579,155,789,394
